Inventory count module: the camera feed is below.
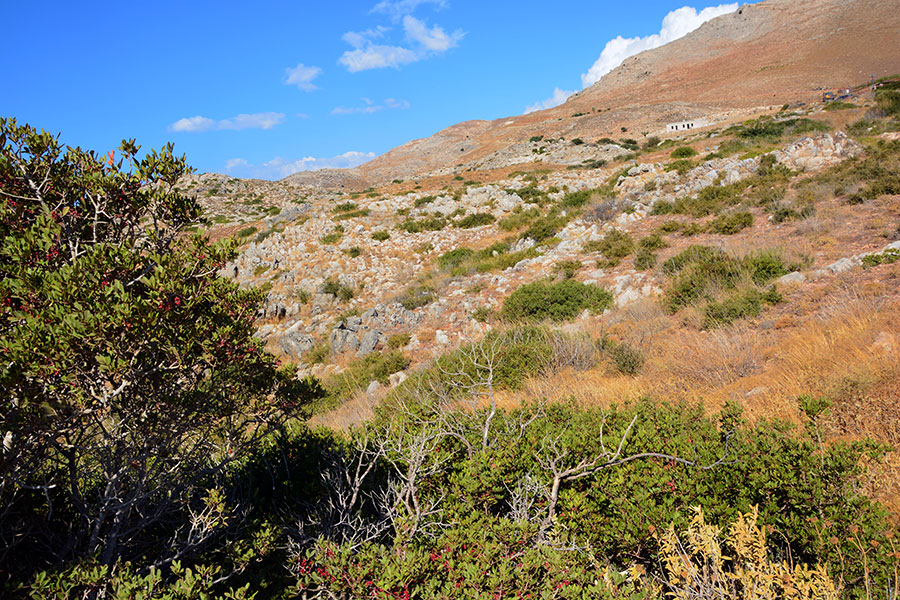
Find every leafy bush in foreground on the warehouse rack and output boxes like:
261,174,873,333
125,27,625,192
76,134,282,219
296,398,895,600
0,119,320,580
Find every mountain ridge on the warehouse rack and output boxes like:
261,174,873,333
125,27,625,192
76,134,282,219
279,0,899,190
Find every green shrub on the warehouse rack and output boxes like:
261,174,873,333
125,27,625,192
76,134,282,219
470,305,494,322
670,146,698,159
397,285,436,310
733,116,830,140
657,220,682,233
703,286,782,328
663,246,791,314
584,229,634,267
707,211,754,235
521,213,569,242
305,341,330,365
298,397,895,600
438,247,476,270
643,136,661,150
651,201,674,215
876,89,900,116
638,233,668,251
398,215,448,233
861,248,900,268
320,231,342,244
553,260,582,280
333,202,358,213
665,158,695,175
237,226,258,238
320,278,354,301
345,246,362,258
0,119,323,583
634,247,657,270
321,351,410,407
334,209,371,221
498,207,541,231
437,242,541,276
770,205,800,223
455,212,496,228
472,247,541,274
744,250,795,284
414,195,436,207
680,222,705,236
22,560,256,600
387,333,412,349
673,184,742,217
501,279,613,322
824,101,855,111
397,219,422,233
604,340,644,375
371,230,390,241
512,186,550,205
529,135,544,142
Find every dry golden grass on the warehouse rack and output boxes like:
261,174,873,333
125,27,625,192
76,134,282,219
310,388,381,430
495,274,900,423
497,367,649,411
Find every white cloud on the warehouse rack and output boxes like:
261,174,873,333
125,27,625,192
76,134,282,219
223,152,377,180
218,113,285,130
332,97,411,115
170,116,217,133
284,63,322,91
342,26,390,49
371,0,447,20
169,112,286,133
402,15,461,51
524,88,575,115
339,44,419,71
339,14,462,72
581,3,739,88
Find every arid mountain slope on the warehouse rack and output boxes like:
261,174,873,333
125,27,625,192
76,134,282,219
284,0,900,189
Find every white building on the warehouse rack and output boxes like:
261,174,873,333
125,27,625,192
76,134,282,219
666,119,706,132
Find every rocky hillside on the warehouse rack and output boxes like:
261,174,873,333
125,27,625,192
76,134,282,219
187,94,900,436
183,0,900,509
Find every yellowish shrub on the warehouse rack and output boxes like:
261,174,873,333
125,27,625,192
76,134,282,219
659,506,839,600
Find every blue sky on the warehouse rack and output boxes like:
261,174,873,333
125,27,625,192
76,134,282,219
2,0,744,180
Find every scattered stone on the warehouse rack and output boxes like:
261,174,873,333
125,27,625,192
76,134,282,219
776,272,807,286
330,328,360,354
357,330,382,356
825,257,860,274
389,371,408,388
